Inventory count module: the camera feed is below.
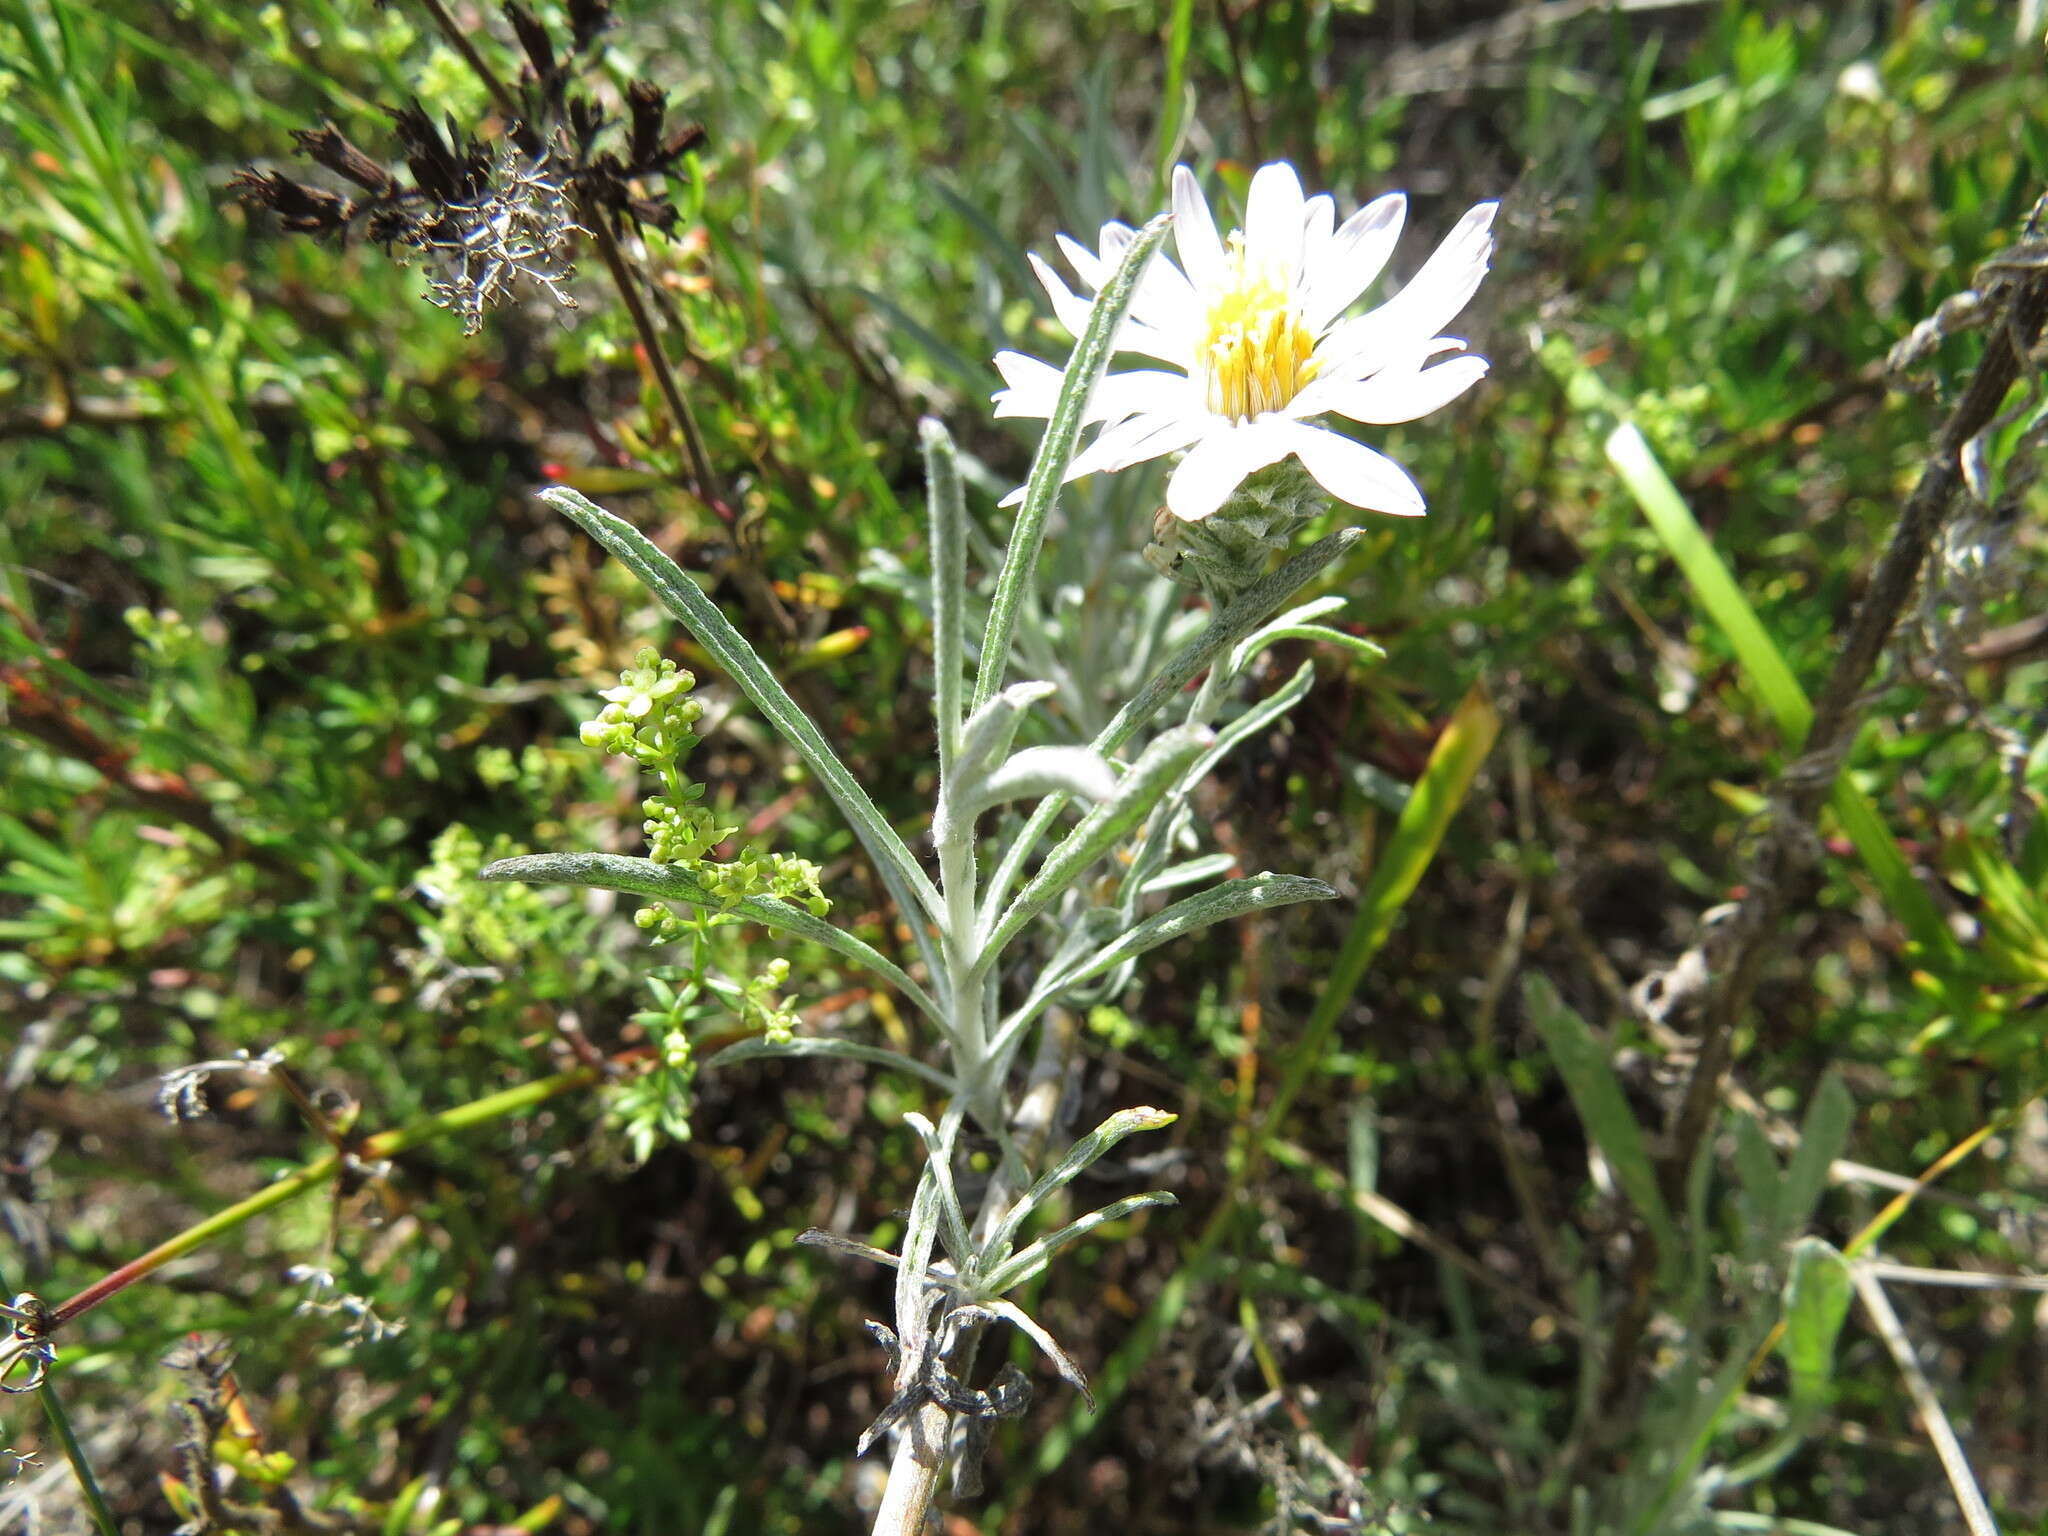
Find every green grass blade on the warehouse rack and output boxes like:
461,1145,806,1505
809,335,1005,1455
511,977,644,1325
1523,972,1682,1275
1607,423,1810,741
1604,424,1958,966
1259,683,1502,1141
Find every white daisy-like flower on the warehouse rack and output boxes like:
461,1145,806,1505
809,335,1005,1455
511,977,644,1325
993,161,1497,522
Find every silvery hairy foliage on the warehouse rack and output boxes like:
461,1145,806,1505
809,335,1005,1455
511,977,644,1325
481,209,1421,1531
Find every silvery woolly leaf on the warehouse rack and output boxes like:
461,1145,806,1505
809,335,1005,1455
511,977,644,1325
984,1107,1177,1259
979,1191,1178,1296
978,725,1211,965
967,745,1117,813
956,680,1056,777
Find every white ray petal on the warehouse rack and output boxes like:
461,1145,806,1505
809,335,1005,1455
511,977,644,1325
1055,233,1107,293
1303,192,1408,333
1057,221,1199,336
1319,201,1496,369
1172,164,1227,293
990,350,1067,419
1297,354,1489,425
1027,252,1191,367
1064,408,1208,480
1029,250,1099,338
1165,418,1295,522
1301,193,1336,263
1264,418,1426,516
991,355,1195,428
1245,161,1307,277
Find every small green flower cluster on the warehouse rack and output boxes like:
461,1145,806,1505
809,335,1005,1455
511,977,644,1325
736,956,799,1044
581,648,829,943
579,647,706,771
417,823,556,970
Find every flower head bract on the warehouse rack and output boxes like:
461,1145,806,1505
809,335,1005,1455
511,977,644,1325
993,162,1496,522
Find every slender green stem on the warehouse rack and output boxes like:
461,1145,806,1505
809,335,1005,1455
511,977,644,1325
35,1373,121,1536
47,1061,609,1330
971,215,1172,714
0,1261,117,1536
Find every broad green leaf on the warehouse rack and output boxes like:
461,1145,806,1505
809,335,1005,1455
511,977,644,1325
1731,1111,1783,1245
1778,1237,1854,1405
479,851,943,1025
1523,973,1682,1276
1781,1070,1853,1233
538,488,946,930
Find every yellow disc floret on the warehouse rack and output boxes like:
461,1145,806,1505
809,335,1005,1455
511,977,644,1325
1197,233,1319,422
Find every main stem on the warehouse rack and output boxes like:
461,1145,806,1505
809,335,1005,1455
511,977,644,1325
875,769,993,1533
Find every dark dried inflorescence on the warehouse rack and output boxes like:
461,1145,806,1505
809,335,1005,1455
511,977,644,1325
231,0,705,334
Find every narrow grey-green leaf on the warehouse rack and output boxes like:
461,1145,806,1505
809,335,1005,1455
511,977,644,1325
1098,527,1364,754
481,851,942,1025
904,1110,974,1269
979,1191,1178,1296
958,680,1056,776
1229,594,1345,672
705,1035,958,1096
1241,623,1386,667
978,529,1362,926
978,1297,1096,1410
923,418,970,772
538,488,944,927
1139,852,1237,896
985,1108,1177,1260
1779,1238,1854,1405
969,745,1116,812
973,213,1174,713
1062,873,1335,993
1182,660,1316,802
1522,973,1681,1271
895,1170,944,1363
986,872,1335,1076
979,725,1212,964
